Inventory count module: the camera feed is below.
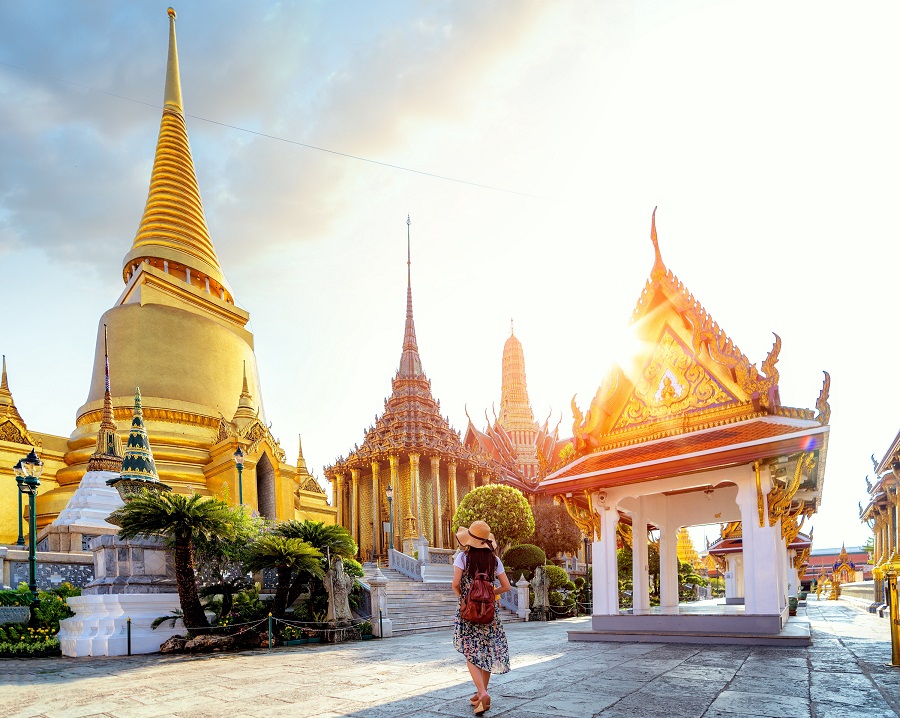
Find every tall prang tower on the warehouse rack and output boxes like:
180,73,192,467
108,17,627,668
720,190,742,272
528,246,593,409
36,9,333,529
498,325,540,481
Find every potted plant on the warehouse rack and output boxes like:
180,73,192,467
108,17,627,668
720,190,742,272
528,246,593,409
358,620,373,640
788,596,798,616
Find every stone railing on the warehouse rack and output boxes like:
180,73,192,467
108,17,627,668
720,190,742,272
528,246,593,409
427,548,455,565
0,546,94,590
500,585,519,613
388,549,422,581
839,580,877,609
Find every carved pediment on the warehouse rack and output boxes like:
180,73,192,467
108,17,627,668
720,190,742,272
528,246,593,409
611,326,739,432
299,475,325,494
0,417,36,446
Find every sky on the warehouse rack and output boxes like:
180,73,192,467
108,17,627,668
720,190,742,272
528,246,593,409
1,0,898,552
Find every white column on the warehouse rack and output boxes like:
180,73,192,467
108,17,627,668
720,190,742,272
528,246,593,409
631,501,650,613
724,554,738,600
591,495,619,616
659,524,679,610
786,549,798,598
736,468,782,616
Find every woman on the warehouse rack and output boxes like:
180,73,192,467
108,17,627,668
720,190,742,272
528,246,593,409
453,520,512,715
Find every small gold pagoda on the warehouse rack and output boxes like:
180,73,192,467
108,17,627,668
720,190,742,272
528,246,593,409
32,8,333,529
325,219,497,558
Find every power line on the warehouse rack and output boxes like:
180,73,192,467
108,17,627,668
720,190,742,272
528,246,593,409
0,59,540,199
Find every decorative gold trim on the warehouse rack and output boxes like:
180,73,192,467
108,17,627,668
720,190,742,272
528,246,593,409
768,452,815,527
755,460,765,527
558,490,603,541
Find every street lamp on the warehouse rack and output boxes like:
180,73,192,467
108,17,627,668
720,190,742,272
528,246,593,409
385,485,394,555
12,459,25,546
233,446,244,505
14,448,43,597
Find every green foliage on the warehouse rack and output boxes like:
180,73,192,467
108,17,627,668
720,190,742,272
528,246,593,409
0,584,79,656
343,558,364,578
117,490,234,544
0,583,35,606
452,485,535,552
502,544,547,578
573,576,585,589
274,520,358,559
564,580,576,591
357,619,372,635
543,564,569,590
231,585,267,622
528,503,583,558
244,535,324,575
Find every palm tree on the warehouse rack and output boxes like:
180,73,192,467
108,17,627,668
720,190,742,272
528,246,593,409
116,491,234,628
244,535,323,616
275,520,358,559
272,520,358,613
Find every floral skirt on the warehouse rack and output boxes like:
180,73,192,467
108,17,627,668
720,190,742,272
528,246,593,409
453,602,510,674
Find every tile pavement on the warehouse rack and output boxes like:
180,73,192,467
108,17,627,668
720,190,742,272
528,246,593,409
2,599,897,718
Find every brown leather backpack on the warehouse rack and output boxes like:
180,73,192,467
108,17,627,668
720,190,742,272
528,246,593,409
460,571,495,624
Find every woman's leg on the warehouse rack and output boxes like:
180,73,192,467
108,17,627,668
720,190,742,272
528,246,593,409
481,668,491,692
466,661,488,698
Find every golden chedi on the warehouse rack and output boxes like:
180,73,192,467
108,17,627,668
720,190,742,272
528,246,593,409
36,8,333,529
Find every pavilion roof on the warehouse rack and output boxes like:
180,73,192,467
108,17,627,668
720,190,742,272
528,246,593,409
542,210,830,496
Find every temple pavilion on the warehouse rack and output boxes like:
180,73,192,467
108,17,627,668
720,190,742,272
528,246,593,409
324,222,498,559
540,211,830,643
861,437,900,603
1,9,332,547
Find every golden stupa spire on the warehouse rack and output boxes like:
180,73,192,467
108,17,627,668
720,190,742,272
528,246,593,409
87,325,124,472
123,7,229,297
233,361,256,424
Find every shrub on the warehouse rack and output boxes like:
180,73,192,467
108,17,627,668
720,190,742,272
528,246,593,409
343,558,364,578
502,544,546,577
564,580,576,591
452,485,535,553
573,576,585,589
543,564,569,590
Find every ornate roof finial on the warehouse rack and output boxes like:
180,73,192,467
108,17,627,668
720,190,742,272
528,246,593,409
88,325,124,472
510,318,514,336
0,354,25,425
650,206,666,279
233,361,256,424
398,215,423,378
164,8,183,113
297,433,309,472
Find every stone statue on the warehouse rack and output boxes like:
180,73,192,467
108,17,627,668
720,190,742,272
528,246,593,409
531,565,550,621
325,558,354,627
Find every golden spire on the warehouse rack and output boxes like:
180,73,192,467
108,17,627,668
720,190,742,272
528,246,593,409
233,361,256,424
296,434,309,473
88,326,124,472
650,206,666,279
164,8,183,113
398,215,424,378
0,354,24,424
123,7,229,296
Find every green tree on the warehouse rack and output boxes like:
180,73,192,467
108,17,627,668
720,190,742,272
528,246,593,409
244,535,324,616
194,506,262,620
273,520,358,613
116,491,234,628
275,520,358,559
451,484,535,553
528,503,582,559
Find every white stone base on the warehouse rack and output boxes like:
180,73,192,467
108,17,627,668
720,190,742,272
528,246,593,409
58,594,184,657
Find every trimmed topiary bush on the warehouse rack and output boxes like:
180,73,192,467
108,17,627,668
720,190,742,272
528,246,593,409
502,544,547,580
543,564,569,590
452,485,535,553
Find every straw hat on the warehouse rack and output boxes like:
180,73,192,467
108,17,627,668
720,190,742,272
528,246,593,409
455,520,496,550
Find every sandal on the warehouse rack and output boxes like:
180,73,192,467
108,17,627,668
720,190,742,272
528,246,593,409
473,694,490,715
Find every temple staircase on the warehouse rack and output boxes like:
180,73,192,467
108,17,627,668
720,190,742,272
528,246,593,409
362,566,522,635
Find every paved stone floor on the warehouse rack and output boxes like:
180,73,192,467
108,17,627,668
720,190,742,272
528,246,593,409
2,600,898,718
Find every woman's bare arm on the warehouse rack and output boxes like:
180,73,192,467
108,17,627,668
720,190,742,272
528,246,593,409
494,572,511,597
452,566,464,597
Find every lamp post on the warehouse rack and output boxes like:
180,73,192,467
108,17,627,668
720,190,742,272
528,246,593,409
385,485,394,555
14,448,43,597
233,446,244,505
12,459,25,546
